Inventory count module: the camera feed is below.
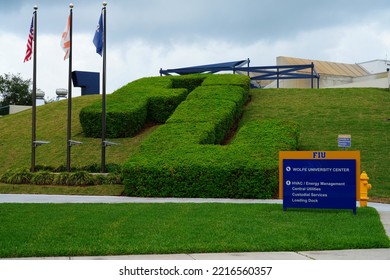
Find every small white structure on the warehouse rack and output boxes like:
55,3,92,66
56,88,68,100
36,89,45,106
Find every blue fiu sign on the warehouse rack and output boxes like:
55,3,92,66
279,151,360,214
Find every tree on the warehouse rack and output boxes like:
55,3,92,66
0,73,32,106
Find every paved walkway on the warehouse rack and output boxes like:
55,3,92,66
1,194,390,260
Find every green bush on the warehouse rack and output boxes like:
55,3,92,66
0,168,121,186
123,76,173,89
187,85,248,117
0,168,32,184
140,122,217,154
166,98,237,144
201,74,250,92
104,173,123,185
79,75,210,139
67,171,96,186
104,163,122,174
122,74,298,199
93,174,107,185
171,74,206,92
146,88,188,123
53,172,71,185
31,171,55,185
123,120,298,199
80,94,148,138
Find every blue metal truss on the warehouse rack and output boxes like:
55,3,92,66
160,59,320,88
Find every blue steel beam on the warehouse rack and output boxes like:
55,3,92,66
160,61,320,88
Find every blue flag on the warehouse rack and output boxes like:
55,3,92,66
93,12,103,56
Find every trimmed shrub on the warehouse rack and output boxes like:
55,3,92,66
123,76,173,89
122,78,298,199
79,74,209,139
123,120,298,199
140,122,217,154
146,88,188,123
201,74,250,92
170,74,206,92
80,94,148,138
166,98,237,144
187,85,248,115
77,73,300,198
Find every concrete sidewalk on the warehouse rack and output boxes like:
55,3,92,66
1,194,390,260
7,248,390,260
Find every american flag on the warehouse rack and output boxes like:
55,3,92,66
23,16,34,63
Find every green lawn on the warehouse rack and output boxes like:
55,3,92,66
0,203,388,258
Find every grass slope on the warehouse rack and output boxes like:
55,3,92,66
0,95,158,171
0,87,389,200
0,203,388,258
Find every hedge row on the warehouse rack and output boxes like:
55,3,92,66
122,74,299,199
80,75,207,138
123,120,299,199
80,87,188,138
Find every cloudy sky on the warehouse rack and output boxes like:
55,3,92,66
1,0,390,100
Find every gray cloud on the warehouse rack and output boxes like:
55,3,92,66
107,0,390,44
1,0,390,100
3,0,390,44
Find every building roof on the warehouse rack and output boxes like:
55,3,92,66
277,56,369,77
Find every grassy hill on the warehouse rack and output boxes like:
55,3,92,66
0,86,389,200
246,88,390,200
0,95,158,172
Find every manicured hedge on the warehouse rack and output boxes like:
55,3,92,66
79,73,299,198
186,85,248,119
167,99,237,144
123,120,299,199
139,122,217,153
79,74,246,139
121,74,299,199
80,94,148,138
79,75,204,138
201,73,251,92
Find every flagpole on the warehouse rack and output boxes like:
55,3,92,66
101,1,107,173
66,3,74,172
31,6,38,172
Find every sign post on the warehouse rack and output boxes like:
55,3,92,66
279,151,360,214
338,134,351,150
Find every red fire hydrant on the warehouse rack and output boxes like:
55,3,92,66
360,171,372,207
